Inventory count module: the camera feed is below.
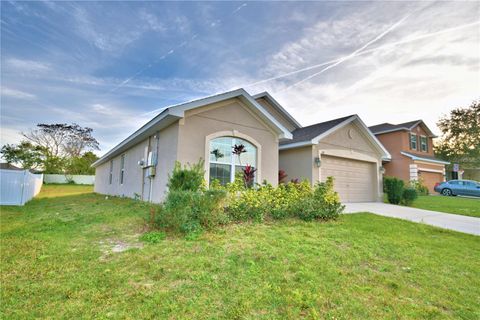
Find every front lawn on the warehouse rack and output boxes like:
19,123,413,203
413,195,480,218
1,185,479,319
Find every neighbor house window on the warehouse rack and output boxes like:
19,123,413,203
120,154,125,184
420,136,428,152
410,133,417,150
209,137,257,185
109,160,113,184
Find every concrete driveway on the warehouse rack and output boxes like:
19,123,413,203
344,202,480,236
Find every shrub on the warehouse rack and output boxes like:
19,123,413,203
140,231,166,244
402,187,418,206
167,160,205,192
156,188,228,235
295,177,344,221
411,179,429,195
384,176,405,204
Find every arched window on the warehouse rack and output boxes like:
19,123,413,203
209,137,257,185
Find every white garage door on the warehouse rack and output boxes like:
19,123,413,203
321,156,376,202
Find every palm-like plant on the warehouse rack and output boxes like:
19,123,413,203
210,148,224,161
242,164,257,188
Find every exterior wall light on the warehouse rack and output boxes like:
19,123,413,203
379,166,386,174
314,157,321,168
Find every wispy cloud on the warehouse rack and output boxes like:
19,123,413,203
1,87,36,100
1,1,478,154
5,58,50,72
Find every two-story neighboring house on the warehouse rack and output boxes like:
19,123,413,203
369,120,450,193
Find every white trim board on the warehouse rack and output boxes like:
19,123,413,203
400,152,450,165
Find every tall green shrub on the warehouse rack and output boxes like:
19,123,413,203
384,177,405,204
402,188,418,206
295,177,344,221
167,160,205,192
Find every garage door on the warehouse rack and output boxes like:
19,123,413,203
418,171,443,194
321,156,376,202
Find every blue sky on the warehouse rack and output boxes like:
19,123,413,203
1,1,479,155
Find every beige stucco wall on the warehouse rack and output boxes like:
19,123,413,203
94,137,148,198
177,98,279,186
95,97,281,202
279,121,385,201
315,122,384,201
279,146,313,182
255,97,297,132
150,123,180,203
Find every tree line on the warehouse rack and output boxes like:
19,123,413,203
1,123,99,175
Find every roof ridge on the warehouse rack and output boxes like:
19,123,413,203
297,114,356,131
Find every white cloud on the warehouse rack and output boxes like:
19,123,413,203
139,9,166,32
73,7,142,52
1,87,36,100
6,58,50,72
249,1,480,135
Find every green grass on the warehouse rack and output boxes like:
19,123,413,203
413,195,480,218
1,185,479,319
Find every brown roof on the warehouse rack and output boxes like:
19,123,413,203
0,163,23,170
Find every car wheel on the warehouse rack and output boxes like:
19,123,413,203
441,189,452,196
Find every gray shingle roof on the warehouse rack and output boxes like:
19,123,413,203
368,120,422,134
280,115,355,145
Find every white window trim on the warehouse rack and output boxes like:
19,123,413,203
410,133,417,150
420,135,428,152
204,130,262,185
209,137,257,183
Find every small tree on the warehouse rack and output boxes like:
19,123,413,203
23,123,100,158
435,100,480,170
66,151,99,175
0,141,44,170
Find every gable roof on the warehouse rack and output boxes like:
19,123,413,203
92,89,292,167
252,92,302,129
369,120,436,137
279,115,353,146
280,114,391,159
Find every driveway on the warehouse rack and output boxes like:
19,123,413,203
344,202,480,236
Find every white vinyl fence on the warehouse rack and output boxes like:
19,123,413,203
0,169,43,206
43,174,95,185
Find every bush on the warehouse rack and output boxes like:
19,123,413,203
156,189,228,235
402,188,418,206
167,160,205,192
295,178,344,221
140,231,166,244
411,179,429,195
158,161,345,235
384,177,405,204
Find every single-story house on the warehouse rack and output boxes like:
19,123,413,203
93,89,390,203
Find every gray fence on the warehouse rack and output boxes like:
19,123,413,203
0,169,43,206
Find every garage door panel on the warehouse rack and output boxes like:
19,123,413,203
321,156,376,202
